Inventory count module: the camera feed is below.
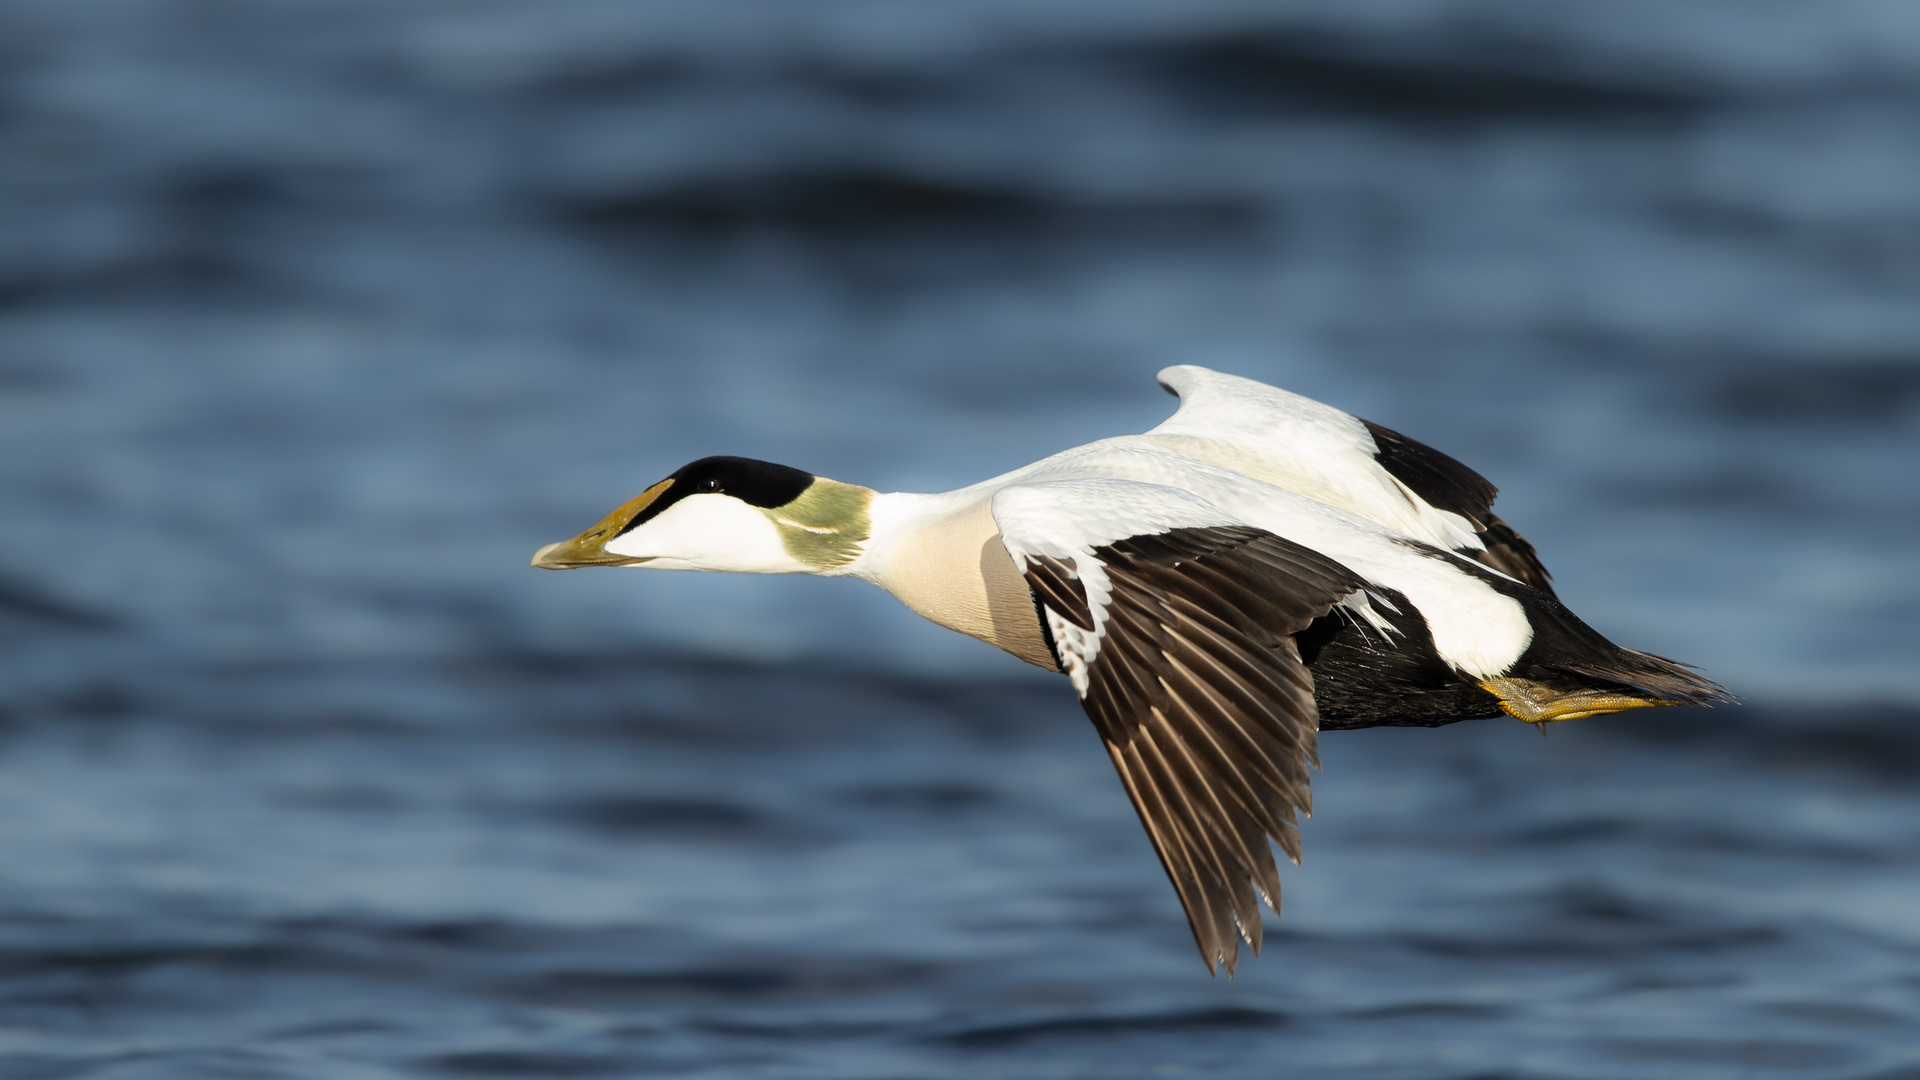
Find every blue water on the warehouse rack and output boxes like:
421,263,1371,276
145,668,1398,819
2,1,1919,1076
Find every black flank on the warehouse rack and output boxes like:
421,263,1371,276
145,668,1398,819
1299,587,1507,729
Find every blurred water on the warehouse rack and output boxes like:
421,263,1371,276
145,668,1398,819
2,1,1918,1077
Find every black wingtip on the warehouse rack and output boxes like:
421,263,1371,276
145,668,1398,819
1361,419,1499,526
1476,514,1556,598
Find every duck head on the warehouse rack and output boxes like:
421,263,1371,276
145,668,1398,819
531,456,873,575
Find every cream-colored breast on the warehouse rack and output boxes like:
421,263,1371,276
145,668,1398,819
860,496,1056,670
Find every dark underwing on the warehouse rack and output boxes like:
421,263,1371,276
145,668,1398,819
1022,525,1363,975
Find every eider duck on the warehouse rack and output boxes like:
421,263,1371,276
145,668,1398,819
532,366,1730,974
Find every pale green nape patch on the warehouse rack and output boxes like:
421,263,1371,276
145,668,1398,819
761,478,873,570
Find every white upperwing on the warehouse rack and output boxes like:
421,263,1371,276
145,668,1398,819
1135,365,1484,552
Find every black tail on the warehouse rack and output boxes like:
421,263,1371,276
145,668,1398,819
1498,581,1734,707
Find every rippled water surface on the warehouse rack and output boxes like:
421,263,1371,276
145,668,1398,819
3,1,1919,1077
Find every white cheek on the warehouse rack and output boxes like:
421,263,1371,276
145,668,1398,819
604,495,806,573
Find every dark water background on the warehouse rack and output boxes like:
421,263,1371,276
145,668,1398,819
3,2,1920,1076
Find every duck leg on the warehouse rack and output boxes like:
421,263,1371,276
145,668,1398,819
1478,676,1670,724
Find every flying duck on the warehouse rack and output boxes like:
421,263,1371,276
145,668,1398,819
532,366,1729,974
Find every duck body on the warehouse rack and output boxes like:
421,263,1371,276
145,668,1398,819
846,435,1695,729
533,366,1729,973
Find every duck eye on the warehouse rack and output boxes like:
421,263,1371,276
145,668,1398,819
700,479,721,493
